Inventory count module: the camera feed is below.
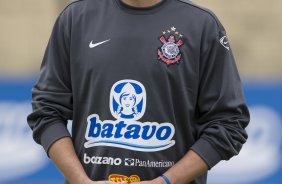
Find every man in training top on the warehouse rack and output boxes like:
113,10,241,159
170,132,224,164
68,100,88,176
27,0,250,184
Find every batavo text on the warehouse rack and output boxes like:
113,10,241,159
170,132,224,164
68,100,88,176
84,114,176,152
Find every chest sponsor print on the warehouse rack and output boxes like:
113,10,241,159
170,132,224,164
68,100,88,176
84,79,176,152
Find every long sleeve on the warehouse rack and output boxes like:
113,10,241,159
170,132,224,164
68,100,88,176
190,15,250,169
27,10,73,156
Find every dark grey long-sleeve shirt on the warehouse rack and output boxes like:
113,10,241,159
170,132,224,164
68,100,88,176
27,0,250,183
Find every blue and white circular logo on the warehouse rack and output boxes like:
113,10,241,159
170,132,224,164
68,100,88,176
110,79,146,121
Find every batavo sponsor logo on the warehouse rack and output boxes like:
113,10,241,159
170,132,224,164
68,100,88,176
108,174,140,183
84,80,176,152
84,114,175,151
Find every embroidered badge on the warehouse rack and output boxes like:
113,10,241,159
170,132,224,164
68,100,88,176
158,26,184,65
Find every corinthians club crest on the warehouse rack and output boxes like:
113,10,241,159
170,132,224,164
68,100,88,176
158,26,184,65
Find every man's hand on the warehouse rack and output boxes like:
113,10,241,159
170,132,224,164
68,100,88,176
49,137,120,184
162,150,208,184
133,176,165,184
134,150,208,184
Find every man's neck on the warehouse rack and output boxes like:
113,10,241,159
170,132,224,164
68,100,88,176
121,0,162,8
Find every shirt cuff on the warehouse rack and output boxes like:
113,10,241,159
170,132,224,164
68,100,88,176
190,138,222,169
40,121,71,157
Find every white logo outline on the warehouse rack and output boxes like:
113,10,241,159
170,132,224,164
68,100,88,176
89,39,111,48
220,36,230,50
124,158,135,166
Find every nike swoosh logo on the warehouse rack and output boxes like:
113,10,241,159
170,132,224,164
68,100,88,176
89,39,111,48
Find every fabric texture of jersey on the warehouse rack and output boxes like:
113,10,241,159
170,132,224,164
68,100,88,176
27,0,250,183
